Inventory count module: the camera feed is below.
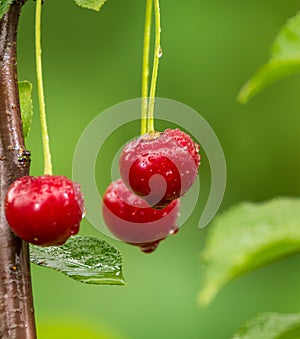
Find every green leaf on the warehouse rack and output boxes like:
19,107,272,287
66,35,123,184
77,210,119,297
199,197,300,306
30,236,125,286
0,0,13,21
18,81,33,139
232,313,300,339
73,0,108,11
238,11,300,104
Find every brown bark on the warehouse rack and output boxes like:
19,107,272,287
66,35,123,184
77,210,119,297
0,1,36,338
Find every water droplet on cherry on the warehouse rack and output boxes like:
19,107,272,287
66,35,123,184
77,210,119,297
139,241,160,253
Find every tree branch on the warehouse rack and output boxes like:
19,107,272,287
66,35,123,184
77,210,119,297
0,1,36,338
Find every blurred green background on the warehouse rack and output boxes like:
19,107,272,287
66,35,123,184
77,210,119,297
16,0,300,338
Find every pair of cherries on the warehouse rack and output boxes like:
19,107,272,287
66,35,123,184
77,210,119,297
102,128,200,252
5,128,200,252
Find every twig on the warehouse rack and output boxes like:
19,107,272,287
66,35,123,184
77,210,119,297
0,1,36,338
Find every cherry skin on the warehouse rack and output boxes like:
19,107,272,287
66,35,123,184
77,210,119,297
119,128,200,209
5,175,85,246
102,179,180,253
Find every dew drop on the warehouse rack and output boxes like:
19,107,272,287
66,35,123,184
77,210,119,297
165,170,173,177
34,203,40,210
139,241,160,253
158,46,163,58
140,161,147,168
169,227,179,236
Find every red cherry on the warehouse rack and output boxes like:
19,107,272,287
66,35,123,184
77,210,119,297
102,179,180,253
119,128,200,209
4,175,85,246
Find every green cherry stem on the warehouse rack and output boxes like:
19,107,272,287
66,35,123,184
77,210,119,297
147,0,161,133
35,0,53,175
141,0,153,135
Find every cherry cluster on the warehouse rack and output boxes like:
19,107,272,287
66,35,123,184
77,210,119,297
4,128,200,252
102,128,200,253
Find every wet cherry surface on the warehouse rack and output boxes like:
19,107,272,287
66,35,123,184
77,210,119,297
102,179,180,253
119,128,200,209
5,175,85,246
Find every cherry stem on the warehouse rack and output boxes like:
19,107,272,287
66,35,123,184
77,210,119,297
141,0,153,135
35,0,52,175
147,0,161,133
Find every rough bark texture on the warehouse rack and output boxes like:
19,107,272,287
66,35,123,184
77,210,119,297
0,1,36,338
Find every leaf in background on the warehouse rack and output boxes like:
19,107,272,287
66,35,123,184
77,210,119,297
30,236,125,286
232,312,300,339
73,0,108,11
18,81,33,139
238,11,300,104
199,197,300,306
0,0,13,21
